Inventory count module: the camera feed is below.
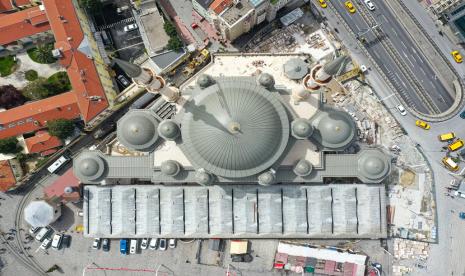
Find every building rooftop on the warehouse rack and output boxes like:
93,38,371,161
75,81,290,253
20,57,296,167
220,0,254,25
44,168,80,203
0,92,80,139
25,130,62,155
195,0,215,10
137,6,169,55
0,6,51,46
0,160,16,192
209,0,233,15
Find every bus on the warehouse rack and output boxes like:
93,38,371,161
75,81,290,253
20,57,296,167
47,155,70,174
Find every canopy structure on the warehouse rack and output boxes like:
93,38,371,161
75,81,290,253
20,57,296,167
24,200,61,227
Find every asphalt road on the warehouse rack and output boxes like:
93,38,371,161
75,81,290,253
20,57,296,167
328,0,454,114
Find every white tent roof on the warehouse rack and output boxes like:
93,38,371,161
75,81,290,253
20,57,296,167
24,200,56,227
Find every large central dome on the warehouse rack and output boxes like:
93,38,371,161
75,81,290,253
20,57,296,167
180,77,290,178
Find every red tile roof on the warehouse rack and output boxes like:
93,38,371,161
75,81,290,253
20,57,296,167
0,160,16,192
25,130,62,154
0,6,51,45
209,0,233,14
42,0,109,122
44,167,80,202
15,0,31,6
0,0,14,12
0,92,80,139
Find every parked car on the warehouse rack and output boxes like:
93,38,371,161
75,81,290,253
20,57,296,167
92,238,101,249
448,139,464,152
35,227,52,242
149,238,159,250
120,239,128,255
40,238,52,250
29,226,41,235
191,23,199,29
459,212,465,220
93,123,115,139
363,0,375,10
140,238,149,250
116,5,129,14
442,157,459,171
438,132,455,142
317,0,327,8
454,191,465,198
415,120,430,130
130,239,138,254
51,234,63,250
102,238,110,252
159,239,167,251
123,23,138,32
61,235,71,248
117,75,130,87
452,50,463,63
396,104,407,116
345,1,356,13
169,239,176,249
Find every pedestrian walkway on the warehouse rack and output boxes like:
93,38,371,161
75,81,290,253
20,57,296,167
98,17,135,31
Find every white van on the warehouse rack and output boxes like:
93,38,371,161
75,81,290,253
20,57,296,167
51,234,63,250
35,227,52,242
130,239,138,254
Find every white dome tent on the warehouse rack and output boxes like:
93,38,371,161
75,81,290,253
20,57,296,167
24,199,61,227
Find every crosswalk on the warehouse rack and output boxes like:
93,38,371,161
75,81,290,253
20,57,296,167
98,17,135,31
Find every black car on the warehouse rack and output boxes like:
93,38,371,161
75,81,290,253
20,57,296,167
61,235,71,248
93,123,116,139
102,238,110,252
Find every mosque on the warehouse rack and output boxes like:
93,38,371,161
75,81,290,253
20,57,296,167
75,53,391,239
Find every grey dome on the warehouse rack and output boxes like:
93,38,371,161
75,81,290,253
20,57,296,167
358,150,390,182
258,170,275,186
180,77,290,178
293,159,313,176
197,74,213,88
195,169,213,185
117,110,159,151
284,58,308,80
160,160,181,176
291,118,313,139
73,152,106,182
312,108,355,150
257,73,275,89
158,120,180,141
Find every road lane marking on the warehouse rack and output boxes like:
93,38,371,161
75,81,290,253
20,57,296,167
400,41,407,48
420,67,426,75
391,27,398,36
382,14,388,22
405,56,414,67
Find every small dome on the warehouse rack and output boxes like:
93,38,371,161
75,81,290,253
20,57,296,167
117,111,159,151
284,58,309,80
258,170,275,186
195,169,213,185
312,108,356,150
257,73,275,89
294,86,309,99
197,74,213,88
291,119,313,139
158,120,180,141
73,152,106,182
358,150,390,182
160,160,180,176
64,187,74,194
293,159,313,176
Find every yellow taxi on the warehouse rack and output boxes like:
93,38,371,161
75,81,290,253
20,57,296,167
345,1,356,13
415,120,430,130
442,157,459,171
452,50,463,63
448,139,464,151
317,0,327,8
438,132,455,142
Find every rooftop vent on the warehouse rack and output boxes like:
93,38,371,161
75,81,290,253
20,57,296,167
52,49,62,58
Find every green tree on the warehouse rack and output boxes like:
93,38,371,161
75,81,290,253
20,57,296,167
22,77,50,100
0,137,21,154
163,21,177,37
34,44,56,64
167,37,183,51
47,119,75,139
45,71,71,94
79,0,102,14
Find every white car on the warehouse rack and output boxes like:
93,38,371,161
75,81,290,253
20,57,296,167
140,238,149,250
123,23,138,32
117,75,130,87
29,226,41,235
130,239,138,254
40,238,52,250
149,238,159,250
364,0,375,10
169,238,176,249
35,227,52,242
396,104,407,116
92,238,101,249
51,234,63,250
454,191,465,198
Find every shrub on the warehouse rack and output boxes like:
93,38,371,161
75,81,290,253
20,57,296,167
47,119,75,139
22,72,71,100
0,56,17,77
0,85,26,109
167,37,183,51
0,137,22,154
27,44,57,64
163,21,177,37
25,70,38,81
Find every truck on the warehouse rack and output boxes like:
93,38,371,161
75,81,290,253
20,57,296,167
47,155,70,174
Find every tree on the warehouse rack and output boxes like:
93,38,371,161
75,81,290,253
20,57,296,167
45,72,71,94
167,37,183,51
47,119,75,139
163,21,177,37
22,77,50,100
0,85,26,109
79,0,102,14
0,137,21,154
34,44,56,64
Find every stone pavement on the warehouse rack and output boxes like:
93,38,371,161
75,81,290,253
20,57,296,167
0,52,63,88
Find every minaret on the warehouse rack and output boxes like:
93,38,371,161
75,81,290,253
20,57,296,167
303,55,348,91
114,58,180,103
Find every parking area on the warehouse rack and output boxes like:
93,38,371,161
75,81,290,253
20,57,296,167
94,0,145,61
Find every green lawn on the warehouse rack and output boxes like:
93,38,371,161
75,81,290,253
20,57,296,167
0,56,17,77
